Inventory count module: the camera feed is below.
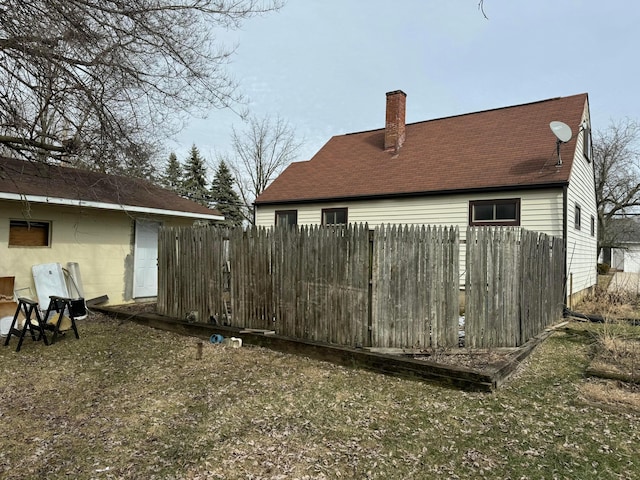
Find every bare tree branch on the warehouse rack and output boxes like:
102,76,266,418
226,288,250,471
223,114,302,224
594,118,640,253
0,0,283,176
478,0,489,20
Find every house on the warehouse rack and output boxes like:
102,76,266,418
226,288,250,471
0,157,223,305
599,218,640,273
254,91,598,301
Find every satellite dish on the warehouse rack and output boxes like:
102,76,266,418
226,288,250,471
550,121,572,143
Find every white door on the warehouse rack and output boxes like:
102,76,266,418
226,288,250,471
133,220,160,298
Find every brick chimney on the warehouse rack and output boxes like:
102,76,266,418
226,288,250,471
384,90,407,151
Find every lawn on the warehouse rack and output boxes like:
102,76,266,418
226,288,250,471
0,314,638,480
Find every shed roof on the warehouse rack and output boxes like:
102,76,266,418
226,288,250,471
0,157,223,220
256,93,589,205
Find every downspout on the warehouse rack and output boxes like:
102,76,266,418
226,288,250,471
562,184,569,307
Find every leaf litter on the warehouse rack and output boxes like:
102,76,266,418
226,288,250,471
0,312,638,479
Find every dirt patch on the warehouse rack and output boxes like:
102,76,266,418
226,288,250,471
107,301,157,315
412,350,512,372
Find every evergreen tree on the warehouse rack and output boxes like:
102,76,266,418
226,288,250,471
162,152,183,193
182,144,209,206
210,160,243,227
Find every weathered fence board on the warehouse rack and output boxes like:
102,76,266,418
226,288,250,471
158,224,564,351
371,225,459,349
465,228,564,348
519,232,565,343
229,225,371,346
466,227,522,348
158,227,227,322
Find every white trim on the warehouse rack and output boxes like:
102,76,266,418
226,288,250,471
0,192,224,221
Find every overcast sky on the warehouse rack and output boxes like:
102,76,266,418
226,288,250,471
169,0,640,170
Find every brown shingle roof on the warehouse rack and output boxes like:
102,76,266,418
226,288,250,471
0,157,222,219
256,93,588,205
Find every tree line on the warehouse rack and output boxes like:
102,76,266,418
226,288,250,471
159,113,301,227
161,145,244,227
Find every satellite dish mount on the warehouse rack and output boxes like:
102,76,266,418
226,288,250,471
549,121,572,166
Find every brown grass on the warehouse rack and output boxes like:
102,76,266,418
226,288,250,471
574,280,640,411
1,313,639,479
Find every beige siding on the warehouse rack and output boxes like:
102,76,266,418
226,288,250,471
257,189,563,235
0,200,197,305
256,189,564,287
566,104,598,297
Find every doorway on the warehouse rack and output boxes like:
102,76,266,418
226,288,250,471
133,220,160,298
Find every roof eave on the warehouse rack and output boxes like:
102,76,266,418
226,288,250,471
254,182,569,207
0,192,224,221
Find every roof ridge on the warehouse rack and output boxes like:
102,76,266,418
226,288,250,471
345,93,587,137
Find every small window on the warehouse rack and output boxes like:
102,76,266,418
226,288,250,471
9,220,51,247
575,205,581,230
469,199,520,226
322,208,348,226
590,215,595,237
275,210,297,226
583,125,592,161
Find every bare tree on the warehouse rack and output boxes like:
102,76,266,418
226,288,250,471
222,114,302,223
0,0,282,174
594,118,640,254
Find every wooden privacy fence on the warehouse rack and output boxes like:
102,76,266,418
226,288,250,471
465,228,565,348
371,224,459,348
157,227,228,323
157,224,565,349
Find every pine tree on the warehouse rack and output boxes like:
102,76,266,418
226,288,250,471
210,160,243,227
182,144,209,206
162,152,183,193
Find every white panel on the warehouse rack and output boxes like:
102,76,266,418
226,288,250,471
32,262,69,308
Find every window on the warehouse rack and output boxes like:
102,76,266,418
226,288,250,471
469,199,520,226
322,208,348,226
583,124,592,161
9,220,51,247
591,215,595,237
574,205,581,230
275,210,298,226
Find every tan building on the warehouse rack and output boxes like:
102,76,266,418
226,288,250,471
255,91,598,301
0,157,223,305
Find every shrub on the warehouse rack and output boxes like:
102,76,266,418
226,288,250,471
597,263,611,275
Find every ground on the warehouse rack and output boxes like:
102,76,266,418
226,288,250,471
1,280,637,479
0,313,638,479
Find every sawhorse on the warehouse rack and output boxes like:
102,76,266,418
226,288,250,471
43,296,81,345
3,297,49,352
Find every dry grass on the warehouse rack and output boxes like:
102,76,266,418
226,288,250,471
1,313,639,479
577,287,640,319
574,281,640,413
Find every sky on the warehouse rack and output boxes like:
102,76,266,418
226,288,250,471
169,0,640,171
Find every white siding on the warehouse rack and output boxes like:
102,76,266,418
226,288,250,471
565,104,598,296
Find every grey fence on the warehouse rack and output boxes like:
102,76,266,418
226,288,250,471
465,228,564,348
157,224,565,349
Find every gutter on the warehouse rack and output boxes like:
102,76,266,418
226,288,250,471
0,192,224,221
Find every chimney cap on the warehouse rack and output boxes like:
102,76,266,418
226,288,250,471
386,90,407,97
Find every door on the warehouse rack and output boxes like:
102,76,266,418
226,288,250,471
133,220,160,298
